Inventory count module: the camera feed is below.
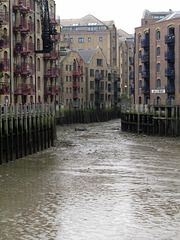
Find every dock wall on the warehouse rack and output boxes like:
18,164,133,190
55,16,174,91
0,103,56,165
121,104,180,136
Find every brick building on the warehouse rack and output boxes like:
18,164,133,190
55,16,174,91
135,10,180,105
60,47,114,109
60,14,119,68
0,0,60,105
118,29,134,103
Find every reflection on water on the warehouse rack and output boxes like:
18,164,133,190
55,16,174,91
0,119,180,240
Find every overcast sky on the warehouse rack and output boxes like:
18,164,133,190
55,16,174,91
55,0,180,34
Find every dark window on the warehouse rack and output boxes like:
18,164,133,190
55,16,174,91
90,69,94,77
97,59,103,66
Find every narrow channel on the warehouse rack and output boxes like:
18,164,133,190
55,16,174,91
0,119,180,240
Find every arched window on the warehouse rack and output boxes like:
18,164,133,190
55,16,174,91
157,79,161,88
156,30,160,40
157,63,160,73
139,65,142,73
139,96,142,104
139,80,142,89
37,19,40,33
157,47,160,56
37,58,40,71
37,38,40,50
38,77,40,90
138,35,142,44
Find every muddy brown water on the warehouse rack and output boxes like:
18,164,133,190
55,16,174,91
0,119,180,240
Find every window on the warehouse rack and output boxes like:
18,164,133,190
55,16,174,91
97,59,103,66
90,81,94,89
70,38,73,43
37,58,40,71
101,70,104,79
157,79,161,88
138,35,142,44
66,76,68,82
66,65,68,70
66,87,68,93
139,80,142,88
37,19,40,33
88,37,91,42
38,77,40,90
69,65,72,71
90,69,94,77
157,63,160,73
81,77,83,82
81,88,83,93
156,31,160,40
99,37,102,42
37,38,40,50
139,50,142,59
78,38,84,43
90,94,94,102
139,65,142,73
157,47,160,56
100,81,104,90
70,76,72,82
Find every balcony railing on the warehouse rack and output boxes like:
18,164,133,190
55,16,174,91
13,20,34,33
165,68,175,77
44,85,60,95
44,68,59,77
73,69,83,77
0,82,10,95
73,92,78,99
0,36,9,48
51,33,60,42
141,55,149,63
14,41,34,53
14,84,35,95
0,60,10,71
165,85,175,94
141,39,149,48
13,0,28,12
142,86,150,94
0,12,9,24
43,50,60,59
14,63,35,75
49,13,57,24
165,51,175,61
141,70,150,78
165,34,175,44
73,81,80,88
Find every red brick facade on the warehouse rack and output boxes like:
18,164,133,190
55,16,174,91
135,16,180,105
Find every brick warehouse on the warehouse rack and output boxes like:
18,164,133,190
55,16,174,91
135,10,180,105
0,0,61,105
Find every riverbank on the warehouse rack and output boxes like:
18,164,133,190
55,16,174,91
121,104,180,136
56,106,121,125
0,103,56,165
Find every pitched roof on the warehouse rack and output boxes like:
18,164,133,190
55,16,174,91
156,11,180,22
73,48,97,63
142,9,171,20
61,14,107,27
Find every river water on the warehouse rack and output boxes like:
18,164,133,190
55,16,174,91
0,119,180,240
